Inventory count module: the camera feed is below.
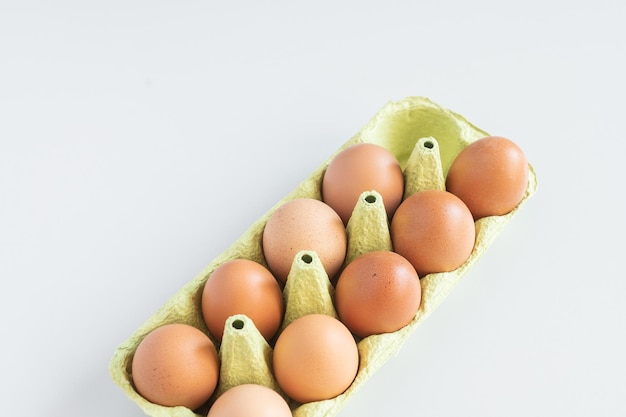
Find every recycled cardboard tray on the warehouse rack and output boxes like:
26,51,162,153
109,96,538,417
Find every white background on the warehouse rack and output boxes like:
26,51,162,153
1,1,625,416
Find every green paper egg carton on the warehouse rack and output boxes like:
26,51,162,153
109,96,538,417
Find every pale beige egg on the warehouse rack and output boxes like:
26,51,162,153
262,198,347,283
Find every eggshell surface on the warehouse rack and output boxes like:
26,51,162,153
272,314,359,404
390,190,476,277
262,198,347,283
335,250,422,338
131,323,219,410
322,143,404,225
445,136,529,219
201,258,284,342
207,384,292,417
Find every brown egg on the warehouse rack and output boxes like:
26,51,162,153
335,250,422,338
201,259,284,342
262,198,347,283
207,384,292,417
445,136,529,219
272,314,359,403
322,143,404,225
390,190,475,277
131,323,219,410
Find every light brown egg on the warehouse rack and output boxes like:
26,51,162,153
207,384,292,417
131,323,219,410
322,143,404,225
445,136,529,219
335,250,422,338
262,198,347,284
272,314,359,403
390,190,475,277
201,259,284,342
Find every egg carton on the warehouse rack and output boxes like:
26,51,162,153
109,96,538,417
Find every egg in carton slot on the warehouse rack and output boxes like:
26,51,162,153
109,96,538,417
